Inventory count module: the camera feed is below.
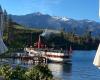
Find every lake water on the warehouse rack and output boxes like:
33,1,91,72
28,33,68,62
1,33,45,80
1,50,100,80
49,50,100,80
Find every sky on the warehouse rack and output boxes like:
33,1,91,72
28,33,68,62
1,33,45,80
0,0,99,22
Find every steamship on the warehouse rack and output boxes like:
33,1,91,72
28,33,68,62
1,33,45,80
24,35,72,62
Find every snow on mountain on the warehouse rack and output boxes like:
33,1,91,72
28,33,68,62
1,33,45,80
53,16,70,21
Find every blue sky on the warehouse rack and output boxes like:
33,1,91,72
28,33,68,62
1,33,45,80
0,0,99,21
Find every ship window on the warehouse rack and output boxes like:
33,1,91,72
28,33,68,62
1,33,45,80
30,52,33,54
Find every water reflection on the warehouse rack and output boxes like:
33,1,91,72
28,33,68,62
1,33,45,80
48,63,72,80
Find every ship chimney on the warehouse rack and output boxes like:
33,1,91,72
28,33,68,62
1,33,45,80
37,35,41,48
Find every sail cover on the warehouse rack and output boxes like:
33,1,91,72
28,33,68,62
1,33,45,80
93,44,100,67
0,9,8,54
0,30,8,54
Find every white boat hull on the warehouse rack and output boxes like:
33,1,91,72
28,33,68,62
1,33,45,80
47,57,71,62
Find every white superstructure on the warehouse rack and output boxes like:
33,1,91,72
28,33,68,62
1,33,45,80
25,48,72,62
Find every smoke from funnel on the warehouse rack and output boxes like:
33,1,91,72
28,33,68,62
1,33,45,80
40,29,60,40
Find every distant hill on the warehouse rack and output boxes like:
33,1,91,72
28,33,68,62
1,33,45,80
11,12,100,36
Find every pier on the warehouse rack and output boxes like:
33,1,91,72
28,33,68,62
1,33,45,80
0,56,47,64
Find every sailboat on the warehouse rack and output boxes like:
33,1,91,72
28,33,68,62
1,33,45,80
93,44,100,68
0,6,8,54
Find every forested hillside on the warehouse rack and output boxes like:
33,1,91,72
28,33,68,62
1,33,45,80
3,20,100,51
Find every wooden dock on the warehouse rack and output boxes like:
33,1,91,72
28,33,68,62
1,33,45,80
0,56,47,64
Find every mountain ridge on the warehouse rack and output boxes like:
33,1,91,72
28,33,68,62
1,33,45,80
11,12,100,36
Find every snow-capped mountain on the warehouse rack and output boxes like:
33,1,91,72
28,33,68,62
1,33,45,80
11,12,100,36
52,16,70,21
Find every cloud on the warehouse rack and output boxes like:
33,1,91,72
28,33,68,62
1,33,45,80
44,0,63,5
32,0,63,13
